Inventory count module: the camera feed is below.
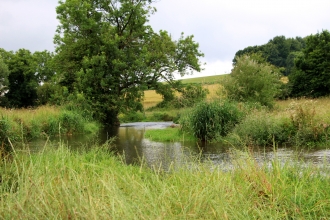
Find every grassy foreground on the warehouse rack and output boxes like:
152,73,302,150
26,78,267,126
1,144,330,219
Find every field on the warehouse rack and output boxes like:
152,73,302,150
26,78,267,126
178,74,230,84
143,75,227,109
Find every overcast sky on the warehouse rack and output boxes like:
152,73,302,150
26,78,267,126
1,0,330,78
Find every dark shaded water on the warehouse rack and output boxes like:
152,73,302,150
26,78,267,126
27,122,330,170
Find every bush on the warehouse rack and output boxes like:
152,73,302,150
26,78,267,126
180,101,243,141
288,101,329,146
174,84,209,108
223,53,282,108
229,101,330,147
151,112,173,121
119,112,145,123
229,111,294,146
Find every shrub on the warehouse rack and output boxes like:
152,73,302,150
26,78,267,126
174,84,209,108
230,111,294,146
181,101,243,141
151,112,173,121
288,101,330,146
223,53,282,108
119,112,145,123
229,101,330,147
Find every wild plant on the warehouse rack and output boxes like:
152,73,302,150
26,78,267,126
181,100,243,141
288,100,329,146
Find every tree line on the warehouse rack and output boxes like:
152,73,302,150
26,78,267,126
233,30,330,98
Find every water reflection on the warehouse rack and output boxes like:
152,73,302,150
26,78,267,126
113,122,194,170
26,122,330,170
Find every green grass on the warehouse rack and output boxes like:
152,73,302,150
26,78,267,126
0,106,100,145
144,127,196,142
179,74,229,84
1,144,329,219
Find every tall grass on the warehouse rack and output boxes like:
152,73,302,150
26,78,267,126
0,144,329,219
0,106,100,145
180,101,243,141
230,100,330,147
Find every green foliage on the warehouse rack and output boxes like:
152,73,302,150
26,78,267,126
233,36,305,75
289,30,330,98
230,101,330,147
230,111,294,146
181,101,243,141
119,112,145,123
54,0,203,125
3,49,38,107
150,112,173,121
155,83,176,108
36,82,58,105
0,49,56,108
288,101,329,146
0,116,11,152
223,54,282,108
0,107,100,143
0,55,9,96
174,84,209,108
144,127,196,142
154,80,184,109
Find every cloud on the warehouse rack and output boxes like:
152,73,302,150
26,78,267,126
0,0,329,77
178,60,233,79
149,0,330,63
0,0,58,52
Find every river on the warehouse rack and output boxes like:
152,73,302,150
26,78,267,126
26,122,330,171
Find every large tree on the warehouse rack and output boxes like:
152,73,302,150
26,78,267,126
289,30,330,97
54,0,203,125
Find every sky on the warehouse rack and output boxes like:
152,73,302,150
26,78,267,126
1,0,330,78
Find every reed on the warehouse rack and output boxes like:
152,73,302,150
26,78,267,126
0,106,100,144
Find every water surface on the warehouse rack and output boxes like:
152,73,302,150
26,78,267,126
27,122,330,170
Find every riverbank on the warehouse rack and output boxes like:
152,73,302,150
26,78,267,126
141,97,330,147
0,144,329,219
0,106,100,145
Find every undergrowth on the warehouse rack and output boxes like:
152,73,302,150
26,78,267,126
0,106,100,147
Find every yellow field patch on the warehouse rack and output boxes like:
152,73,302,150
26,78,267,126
143,90,162,109
142,84,224,109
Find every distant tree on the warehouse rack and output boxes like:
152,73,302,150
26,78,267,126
289,30,330,97
4,49,39,107
33,51,55,84
0,54,9,96
233,36,306,75
54,0,203,125
233,45,260,64
224,53,282,108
